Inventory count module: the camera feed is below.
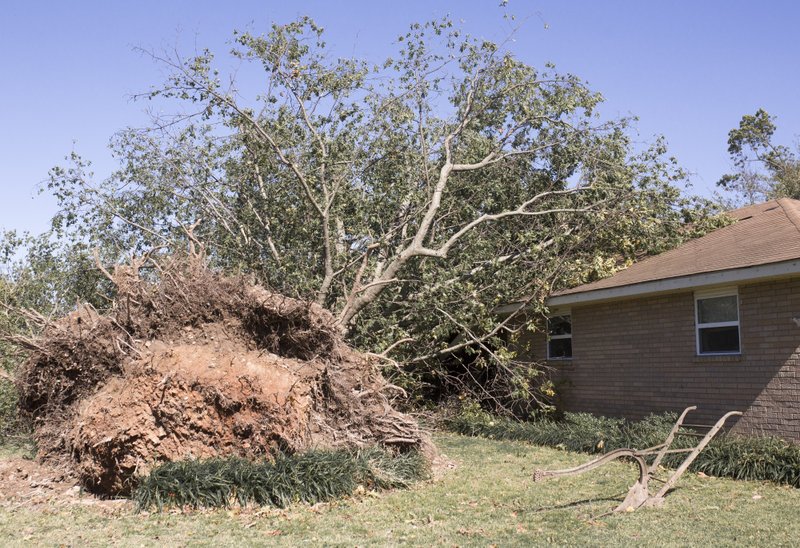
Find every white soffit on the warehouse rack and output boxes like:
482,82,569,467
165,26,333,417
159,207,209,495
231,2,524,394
545,259,800,308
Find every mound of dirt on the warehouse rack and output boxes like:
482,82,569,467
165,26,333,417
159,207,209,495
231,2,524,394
13,252,431,495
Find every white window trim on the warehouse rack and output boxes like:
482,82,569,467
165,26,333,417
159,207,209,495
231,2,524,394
695,287,741,356
547,312,573,361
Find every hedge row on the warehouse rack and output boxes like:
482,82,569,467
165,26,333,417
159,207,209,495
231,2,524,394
449,404,800,487
134,447,429,510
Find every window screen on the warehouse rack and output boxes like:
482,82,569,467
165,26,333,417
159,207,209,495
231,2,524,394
696,293,740,354
547,315,572,359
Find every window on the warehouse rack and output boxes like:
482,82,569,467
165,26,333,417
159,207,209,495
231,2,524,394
695,289,740,355
547,314,572,359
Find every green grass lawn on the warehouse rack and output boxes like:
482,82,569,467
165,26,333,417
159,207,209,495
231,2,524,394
1,433,798,547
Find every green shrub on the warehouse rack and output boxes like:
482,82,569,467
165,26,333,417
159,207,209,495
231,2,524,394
133,447,429,510
449,404,800,487
450,402,675,454
693,435,800,486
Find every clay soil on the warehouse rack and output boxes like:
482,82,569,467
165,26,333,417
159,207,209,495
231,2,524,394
11,252,430,496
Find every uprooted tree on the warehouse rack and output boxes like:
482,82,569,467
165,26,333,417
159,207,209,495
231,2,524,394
38,17,719,413
11,249,430,495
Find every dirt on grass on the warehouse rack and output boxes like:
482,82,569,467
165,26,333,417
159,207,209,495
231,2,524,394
0,453,130,513
10,251,431,497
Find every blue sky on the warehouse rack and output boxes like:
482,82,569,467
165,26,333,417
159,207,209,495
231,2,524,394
2,0,799,235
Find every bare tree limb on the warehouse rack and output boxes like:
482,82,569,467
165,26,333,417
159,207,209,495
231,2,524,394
93,249,115,283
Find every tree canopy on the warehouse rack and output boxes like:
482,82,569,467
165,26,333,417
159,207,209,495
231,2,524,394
12,17,719,412
716,108,800,207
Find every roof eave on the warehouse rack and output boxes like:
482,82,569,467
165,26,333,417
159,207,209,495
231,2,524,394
547,258,800,308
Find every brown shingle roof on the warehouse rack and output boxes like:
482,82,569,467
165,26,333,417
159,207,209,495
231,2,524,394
555,198,800,297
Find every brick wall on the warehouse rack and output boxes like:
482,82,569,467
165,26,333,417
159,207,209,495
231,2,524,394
517,277,800,441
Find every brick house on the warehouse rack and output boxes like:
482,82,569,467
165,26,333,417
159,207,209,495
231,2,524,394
510,198,800,441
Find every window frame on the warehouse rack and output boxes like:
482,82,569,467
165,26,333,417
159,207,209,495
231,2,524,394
695,287,741,356
546,312,573,361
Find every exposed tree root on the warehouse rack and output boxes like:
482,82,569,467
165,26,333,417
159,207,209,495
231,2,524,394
12,250,432,495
